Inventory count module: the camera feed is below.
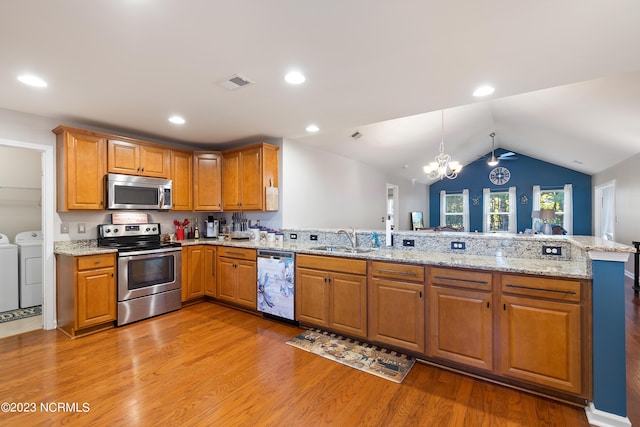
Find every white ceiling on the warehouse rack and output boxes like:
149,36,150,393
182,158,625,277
1,1,640,183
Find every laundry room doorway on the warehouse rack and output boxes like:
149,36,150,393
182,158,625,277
0,139,55,338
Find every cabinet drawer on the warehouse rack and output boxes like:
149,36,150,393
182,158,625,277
297,254,366,275
77,254,115,271
430,267,492,291
217,246,256,261
501,274,581,302
370,261,425,282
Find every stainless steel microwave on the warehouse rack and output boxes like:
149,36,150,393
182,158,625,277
106,173,172,210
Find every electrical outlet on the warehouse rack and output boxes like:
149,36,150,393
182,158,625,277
310,234,318,241
542,246,562,256
289,233,298,240
78,223,86,234
451,241,466,250
402,239,415,247
60,223,69,234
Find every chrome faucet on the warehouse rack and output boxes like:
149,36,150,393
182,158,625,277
336,227,357,249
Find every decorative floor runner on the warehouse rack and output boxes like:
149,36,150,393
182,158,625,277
286,329,415,383
0,306,42,323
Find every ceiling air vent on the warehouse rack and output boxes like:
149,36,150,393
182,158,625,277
217,74,254,91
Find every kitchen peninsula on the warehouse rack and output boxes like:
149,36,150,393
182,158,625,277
55,229,633,425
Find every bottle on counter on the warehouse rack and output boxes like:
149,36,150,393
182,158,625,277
193,222,200,239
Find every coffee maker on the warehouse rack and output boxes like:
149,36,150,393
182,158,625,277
204,216,219,238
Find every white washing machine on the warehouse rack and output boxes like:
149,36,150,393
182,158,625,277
0,233,19,312
15,230,43,308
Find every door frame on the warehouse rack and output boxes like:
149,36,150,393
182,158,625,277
0,137,56,330
594,180,615,241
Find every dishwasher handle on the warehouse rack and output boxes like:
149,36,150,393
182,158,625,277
257,250,295,259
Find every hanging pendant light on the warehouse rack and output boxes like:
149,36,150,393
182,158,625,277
487,132,499,166
423,110,462,180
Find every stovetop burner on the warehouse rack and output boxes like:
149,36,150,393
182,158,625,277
97,222,181,252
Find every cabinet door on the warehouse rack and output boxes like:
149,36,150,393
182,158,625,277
204,246,216,297
170,150,193,211
58,131,106,210
222,151,242,210
329,272,367,338
369,278,425,352
500,294,581,394
184,246,205,301
139,145,170,178
107,140,140,175
236,260,257,309
240,146,262,210
76,267,116,329
296,268,330,328
194,152,222,211
217,257,237,302
429,286,493,371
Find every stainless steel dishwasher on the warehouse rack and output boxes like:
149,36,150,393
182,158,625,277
257,249,296,322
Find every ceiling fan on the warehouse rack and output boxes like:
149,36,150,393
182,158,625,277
486,132,517,166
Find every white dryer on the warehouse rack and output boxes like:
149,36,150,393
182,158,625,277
15,230,43,308
0,233,19,312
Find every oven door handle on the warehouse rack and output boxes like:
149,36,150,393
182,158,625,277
120,247,182,257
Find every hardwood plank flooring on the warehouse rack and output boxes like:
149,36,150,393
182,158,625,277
0,288,637,427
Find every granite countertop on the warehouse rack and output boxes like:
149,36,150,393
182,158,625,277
55,237,593,279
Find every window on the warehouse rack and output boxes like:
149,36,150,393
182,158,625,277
532,184,573,234
439,189,469,231
483,187,517,233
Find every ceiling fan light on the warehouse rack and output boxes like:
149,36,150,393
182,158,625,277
487,155,499,167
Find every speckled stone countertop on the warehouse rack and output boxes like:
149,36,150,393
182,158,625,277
55,236,611,279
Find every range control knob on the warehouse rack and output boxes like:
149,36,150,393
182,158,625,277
146,227,151,232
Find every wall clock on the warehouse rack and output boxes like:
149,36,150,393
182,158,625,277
489,167,511,185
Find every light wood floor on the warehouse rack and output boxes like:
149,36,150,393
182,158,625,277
1,282,638,427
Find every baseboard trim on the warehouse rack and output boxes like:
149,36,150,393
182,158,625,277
585,402,631,427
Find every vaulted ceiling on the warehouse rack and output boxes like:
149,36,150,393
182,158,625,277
1,1,639,183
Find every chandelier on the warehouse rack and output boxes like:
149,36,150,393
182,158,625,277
423,110,462,180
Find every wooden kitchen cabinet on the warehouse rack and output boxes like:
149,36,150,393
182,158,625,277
107,139,170,178
428,267,494,371
56,253,116,337
170,150,193,211
216,247,257,309
53,126,107,211
296,254,367,338
222,143,279,211
204,246,217,297
499,274,586,395
193,152,222,211
182,246,206,302
368,261,425,353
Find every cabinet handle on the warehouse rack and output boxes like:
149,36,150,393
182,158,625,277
375,269,418,277
486,301,490,308
504,283,577,296
141,167,144,173
419,291,423,298
433,275,488,285
503,303,506,311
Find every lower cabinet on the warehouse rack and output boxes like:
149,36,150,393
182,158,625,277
368,261,425,353
56,253,116,337
499,274,585,395
182,246,206,302
428,267,494,371
217,247,257,309
296,254,367,338
204,246,217,297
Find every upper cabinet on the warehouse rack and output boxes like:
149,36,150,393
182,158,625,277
53,126,107,211
107,139,170,178
193,152,222,211
170,150,193,211
222,143,279,211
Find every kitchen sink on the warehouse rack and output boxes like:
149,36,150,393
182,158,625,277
312,245,372,254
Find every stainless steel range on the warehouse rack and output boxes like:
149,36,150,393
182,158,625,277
98,223,182,326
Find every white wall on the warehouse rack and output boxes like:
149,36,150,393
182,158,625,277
281,139,428,230
593,152,640,274
0,146,42,241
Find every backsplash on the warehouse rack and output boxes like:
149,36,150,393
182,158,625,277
281,228,579,261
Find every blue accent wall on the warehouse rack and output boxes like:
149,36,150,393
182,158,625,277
428,149,592,235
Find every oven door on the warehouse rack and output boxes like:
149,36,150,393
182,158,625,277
117,248,182,302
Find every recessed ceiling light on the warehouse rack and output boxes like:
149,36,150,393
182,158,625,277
306,124,319,133
473,85,495,97
168,116,185,125
17,74,47,88
285,71,306,85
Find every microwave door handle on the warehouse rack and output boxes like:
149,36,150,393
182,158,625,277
158,187,164,208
